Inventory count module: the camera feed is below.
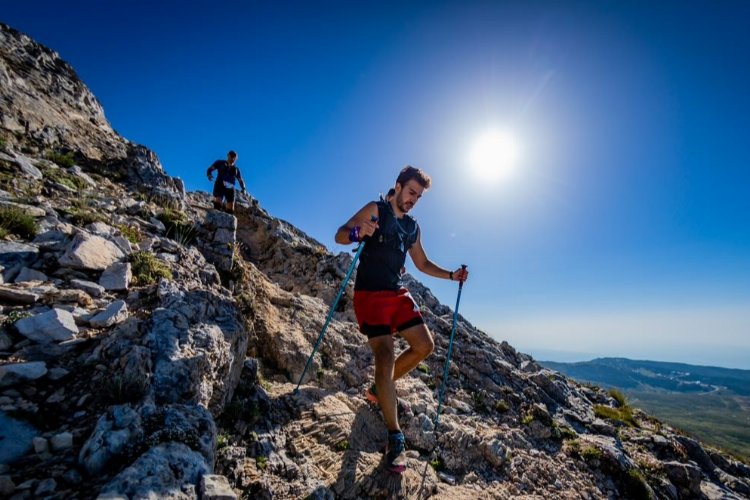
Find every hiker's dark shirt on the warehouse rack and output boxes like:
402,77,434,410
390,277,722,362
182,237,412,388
354,200,419,291
207,160,245,190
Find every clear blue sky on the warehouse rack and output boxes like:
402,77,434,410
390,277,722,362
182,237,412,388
4,1,749,368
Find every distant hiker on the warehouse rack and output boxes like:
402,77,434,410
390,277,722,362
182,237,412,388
206,150,247,214
335,166,469,473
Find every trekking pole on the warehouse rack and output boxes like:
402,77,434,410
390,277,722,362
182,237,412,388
434,264,468,425
294,217,377,394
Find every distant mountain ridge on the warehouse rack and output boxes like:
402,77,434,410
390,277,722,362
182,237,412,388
541,357,750,397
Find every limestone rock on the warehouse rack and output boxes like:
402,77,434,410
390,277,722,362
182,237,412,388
0,361,47,387
13,267,48,283
15,308,78,343
200,474,238,500
69,278,105,298
89,300,128,328
58,232,125,271
0,284,39,303
99,262,132,291
99,443,210,499
0,199,46,217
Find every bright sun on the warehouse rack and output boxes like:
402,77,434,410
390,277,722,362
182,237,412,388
469,129,520,182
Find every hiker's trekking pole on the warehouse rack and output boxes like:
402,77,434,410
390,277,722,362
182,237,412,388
434,264,468,425
294,217,377,394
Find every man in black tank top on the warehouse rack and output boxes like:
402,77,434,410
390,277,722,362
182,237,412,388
335,166,469,473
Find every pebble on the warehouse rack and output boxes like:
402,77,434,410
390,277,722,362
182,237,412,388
50,432,73,451
35,478,56,495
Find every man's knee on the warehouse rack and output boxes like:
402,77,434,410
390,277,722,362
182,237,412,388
400,324,434,358
416,333,434,358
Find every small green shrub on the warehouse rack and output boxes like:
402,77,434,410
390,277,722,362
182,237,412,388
46,151,75,169
130,251,172,285
335,440,349,451
3,310,32,328
117,224,142,244
100,374,148,405
429,457,444,471
521,413,534,425
594,404,637,427
495,400,510,413
0,136,7,149
417,363,430,374
216,433,230,450
157,209,196,247
581,446,603,461
0,227,8,239
608,388,627,407
67,208,104,226
256,455,268,471
0,206,38,239
625,468,654,500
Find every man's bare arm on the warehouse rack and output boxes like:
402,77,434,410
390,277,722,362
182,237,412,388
409,230,469,281
335,202,379,245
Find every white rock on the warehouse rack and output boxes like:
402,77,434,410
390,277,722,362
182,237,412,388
200,474,238,500
69,279,105,298
33,436,49,454
34,478,56,495
12,154,43,179
0,200,46,217
99,262,132,291
89,300,128,328
13,267,48,283
85,222,113,236
0,285,39,304
0,361,48,387
58,232,125,271
50,432,73,451
67,166,97,187
15,309,78,343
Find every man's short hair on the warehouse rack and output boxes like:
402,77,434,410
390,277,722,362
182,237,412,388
396,166,431,189
227,150,238,158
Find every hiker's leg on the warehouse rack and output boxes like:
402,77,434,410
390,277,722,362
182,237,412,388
225,189,236,214
393,323,434,381
368,334,399,431
213,196,223,210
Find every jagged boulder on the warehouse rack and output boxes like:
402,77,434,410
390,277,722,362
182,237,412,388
58,231,125,271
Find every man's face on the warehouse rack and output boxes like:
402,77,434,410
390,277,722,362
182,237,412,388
394,179,425,213
227,154,237,165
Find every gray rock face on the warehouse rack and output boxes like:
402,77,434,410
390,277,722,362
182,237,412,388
15,308,78,343
0,241,39,280
124,145,185,209
0,23,127,161
99,443,210,499
8,153,43,179
99,262,132,291
146,283,247,413
197,210,237,272
200,475,237,500
89,300,128,328
0,361,47,387
58,231,125,271
79,405,144,475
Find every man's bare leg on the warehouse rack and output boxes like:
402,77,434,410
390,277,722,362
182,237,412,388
368,334,399,431
393,323,434,381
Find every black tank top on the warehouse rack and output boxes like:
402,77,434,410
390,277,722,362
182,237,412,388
354,199,419,291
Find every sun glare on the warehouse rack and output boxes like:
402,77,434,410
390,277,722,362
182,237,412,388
469,129,520,182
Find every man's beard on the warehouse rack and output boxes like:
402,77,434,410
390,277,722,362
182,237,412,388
396,195,413,213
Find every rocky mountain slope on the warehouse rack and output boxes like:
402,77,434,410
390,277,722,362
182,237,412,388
1,22,749,499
